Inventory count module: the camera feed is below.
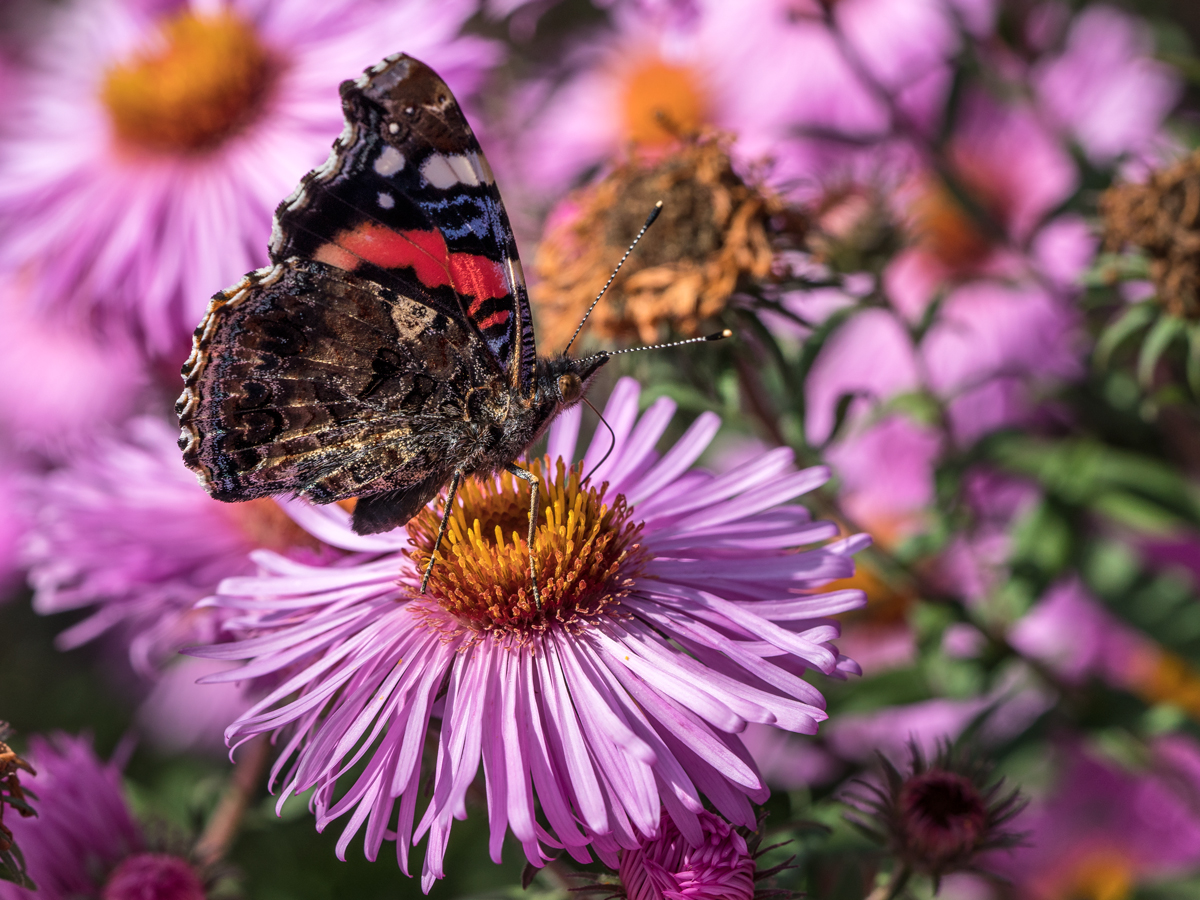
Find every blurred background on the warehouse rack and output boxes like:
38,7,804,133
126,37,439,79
4,0,1200,898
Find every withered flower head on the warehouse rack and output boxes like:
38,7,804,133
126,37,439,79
1101,150,1200,318
0,722,37,889
845,742,1025,888
531,132,790,347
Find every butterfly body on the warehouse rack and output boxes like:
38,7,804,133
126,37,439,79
177,54,607,538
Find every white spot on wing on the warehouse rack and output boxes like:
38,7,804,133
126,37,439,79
421,154,459,189
470,152,495,185
374,146,405,176
388,122,400,134
377,192,395,209
447,154,479,186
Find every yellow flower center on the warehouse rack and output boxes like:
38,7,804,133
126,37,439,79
621,57,709,146
101,11,276,154
1062,852,1134,900
407,459,647,637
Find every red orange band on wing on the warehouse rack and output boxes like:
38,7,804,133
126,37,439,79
315,222,509,302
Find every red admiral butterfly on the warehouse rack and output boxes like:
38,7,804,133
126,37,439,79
177,54,723,602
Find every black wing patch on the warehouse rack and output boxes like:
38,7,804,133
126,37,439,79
269,54,536,393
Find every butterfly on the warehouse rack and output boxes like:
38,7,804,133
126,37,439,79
176,53,612,602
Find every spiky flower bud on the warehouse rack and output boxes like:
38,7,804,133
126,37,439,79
845,742,1026,888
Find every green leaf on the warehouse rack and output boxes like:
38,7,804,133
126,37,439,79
1138,312,1187,387
989,436,1200,527
1092,490,1188,536
1186,323,1200,398
1094,302,1155,371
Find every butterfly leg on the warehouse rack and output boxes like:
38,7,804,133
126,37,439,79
420,470,462,595
504,463,542,608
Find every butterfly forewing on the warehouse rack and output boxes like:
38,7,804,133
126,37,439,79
270,54,536,393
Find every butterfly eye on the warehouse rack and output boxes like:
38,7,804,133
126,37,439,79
557,373,583,403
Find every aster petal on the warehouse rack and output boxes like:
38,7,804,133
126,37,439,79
627,411,722,506
547,401,583,466
583,377,643,482
604,396,677,495
638,447,798,523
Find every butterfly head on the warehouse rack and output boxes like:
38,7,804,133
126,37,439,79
534,353,609,411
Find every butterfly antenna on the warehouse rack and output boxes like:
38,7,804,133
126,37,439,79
562,200,664,356
578,329,733,364
582,396,617,486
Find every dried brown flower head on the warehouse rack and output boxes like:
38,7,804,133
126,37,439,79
1101,150,1200,318
0,722,37,888
530,133,789,348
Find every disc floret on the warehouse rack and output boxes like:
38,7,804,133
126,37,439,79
407,459,647,635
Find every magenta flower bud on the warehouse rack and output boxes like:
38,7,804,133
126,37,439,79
101,854,205,900
618,810,756,900
846,742,1025,884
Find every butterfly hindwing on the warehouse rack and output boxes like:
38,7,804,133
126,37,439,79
270,54,537,393
177,259,495,507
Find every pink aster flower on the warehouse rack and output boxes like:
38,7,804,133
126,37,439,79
514,0,974,198
617,808,755,900
23,416,330,673
0,0,496,356
989,741,1200,900
1007,578,1200,716
0,279,144,460
0,460,28,600
1032,4,1180,167
194,377,867,891
0,733,208,900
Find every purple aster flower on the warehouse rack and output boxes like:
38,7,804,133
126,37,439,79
988,740,1200,900
194,377,867,891
513,0,975,200
617,808,755,900
0,733,208,900
0,461,28,600
0,280,144,460
0,0,497,356
23,416,330,673
1032,5,1180,167
1008,578,1200,717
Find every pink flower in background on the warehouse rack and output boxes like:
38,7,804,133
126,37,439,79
923,281,1082,444
825,415,941,549
0,281,144,459
991,742,1200,900
804,308,920,447
1007,578,1200,716
1033,5,1180,166
0,461,28,598
136,657,256,756
0,0,496,356
618,808,755,900
0,733,207,900
514,0,974,200
934,469,1039,605
22,417,330,673
195,378,866,891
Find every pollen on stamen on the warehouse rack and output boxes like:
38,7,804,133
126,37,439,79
406,458,647,638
